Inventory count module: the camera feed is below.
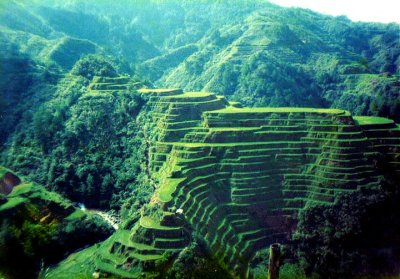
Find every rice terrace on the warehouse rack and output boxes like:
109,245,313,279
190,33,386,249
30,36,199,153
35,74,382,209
0,1,399,278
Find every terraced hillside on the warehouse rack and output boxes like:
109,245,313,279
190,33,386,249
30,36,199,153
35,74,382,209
94,88,400,278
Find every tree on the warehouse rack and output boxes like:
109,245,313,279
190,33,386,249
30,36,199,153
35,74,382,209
70,54,118,80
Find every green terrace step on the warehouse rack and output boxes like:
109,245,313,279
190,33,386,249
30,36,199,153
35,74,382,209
354,116,396,130
154,237,188,249
155,98,226,109
282,190,337,202
150,152,169,161
237,228,271,242
180,163,219,176
96,259,139,279
138,88,183,96
164,140,319,149
229,167,302,177
114,241,179,257
157,178,186,203
300,136,369,143
230,181,278,189
205,131,307,143
363,129,400,138
160,127,209,134
172,150,208,159
139,216,182,231
230,174,276,182
127,241,176,255
177,173,229,191
304,130,366,138
231,192,285,205
232,192,283,204
204,119,337,128
170,178,229,209
307,161,376,170
221,201,286,212
205,107,347,117
183,191,211,218
230,219,256,231
290,174,380,187
92,76,131,84
308,124,359,132
160,92,218,102
163,120,202,129
231,187,282,196
190,201,215,227
232,171,299,182
86,89,123,94
230,178,275,186
237,147,320,156
203,115,347,126
188,197,216,226
176,183,210,207
159,127,209,142
198,205,221,232
316,157,374,166
240,233,287,260
89,83,128,90
318,151,377,159
194,206,222,236
183,132,209,141
372,144,400,150
209,125,304,132
368,138,400,145
212,222,237,252
98,251,126,266
312,168,378,179
208,127,264,132
128,252,164,261
176,156,218,169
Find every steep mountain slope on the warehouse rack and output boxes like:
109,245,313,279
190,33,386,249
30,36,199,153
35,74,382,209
47,88,400,278
157,7,399,120
1,56,152,210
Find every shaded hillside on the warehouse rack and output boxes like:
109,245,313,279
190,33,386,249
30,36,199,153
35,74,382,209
0,166,113,279
1,56,152,210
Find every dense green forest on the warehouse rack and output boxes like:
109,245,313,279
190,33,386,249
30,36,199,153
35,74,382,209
0,0,399,278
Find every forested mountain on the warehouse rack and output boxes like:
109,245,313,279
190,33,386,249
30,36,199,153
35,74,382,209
0,1,399,278
157,8,399,118
1,0,399,122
